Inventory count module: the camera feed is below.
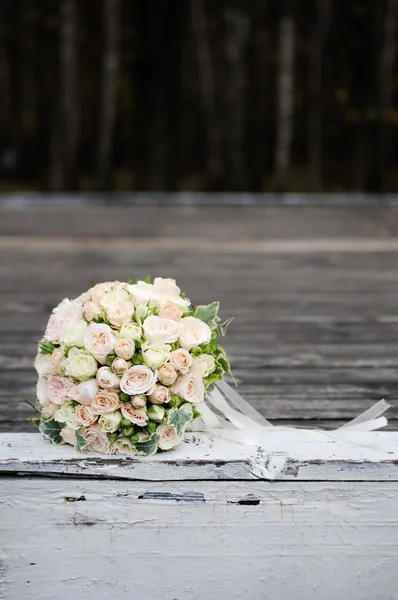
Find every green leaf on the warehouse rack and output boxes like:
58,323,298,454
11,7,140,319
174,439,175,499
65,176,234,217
39,419,64,445
132,354,143,365
190,347,202,357
30,417,41,427
204,372,221,390
75,430,89,452
38,341,56,355
134,433,159,456
169,394,182,408
144,275,151,283
168,403,193,436
192,408,201,420
106,354,117,367
194,302,220,328
119,392,131,403
218,356,233,377
219,317,234,336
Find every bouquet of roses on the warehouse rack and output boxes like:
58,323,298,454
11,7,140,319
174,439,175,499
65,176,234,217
34,278,233,456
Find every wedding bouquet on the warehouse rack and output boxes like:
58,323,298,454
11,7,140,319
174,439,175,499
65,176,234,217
34,278,233,456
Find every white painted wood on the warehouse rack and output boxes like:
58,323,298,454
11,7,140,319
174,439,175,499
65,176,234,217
1,477,397,600
1,431,398,481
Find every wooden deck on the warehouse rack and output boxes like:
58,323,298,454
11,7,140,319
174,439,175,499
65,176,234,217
1,196,398,431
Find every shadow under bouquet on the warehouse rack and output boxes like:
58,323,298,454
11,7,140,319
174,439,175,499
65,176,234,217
34,278,233,456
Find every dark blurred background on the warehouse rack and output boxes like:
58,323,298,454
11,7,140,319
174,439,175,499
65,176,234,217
0,0,398,193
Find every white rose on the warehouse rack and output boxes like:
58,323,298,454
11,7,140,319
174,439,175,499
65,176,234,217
158,364,178,385
81,424,116,454
191,354,216,378
54,402,80,430
143,315,181,344
179,316,212,350
90,282,113,305
157,423,182,450
120,322,142,343
127,281,157,304
34,353,51,377
153,277,180,297
115,338,135,360
142,342,171,369
113,437,137,455
99,410,122,433
36,377,49,405
111,358,129,375
68,379,99,404
158,300,184,321
121,404,148,426
91,390,121,414
148,384,170,405
47,376,74,405
83,300,102,322
44,299,82,344
84,323,116,364
100,289,130,310
135,304,149,321
107,300,134,328
60,319,88,347
60,426,77,446
96,366,121,389
170,348,192,374
75,404,97,427
172,373,204,404
62,347,98,381
120,365,157,395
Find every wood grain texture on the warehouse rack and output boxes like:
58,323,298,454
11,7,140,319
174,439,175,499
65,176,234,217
1,199,398,430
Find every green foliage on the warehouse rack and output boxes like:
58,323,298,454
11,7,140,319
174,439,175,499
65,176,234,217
167,403,193,436
134,433,159,456
119,392,131,403
194,302,220,328
192,408,201,420
147,421,157,434
219,317,234,336
75,430,89,452
39,419,64,445
169,394,182,408
38,341,56,355
132,354,143,365
106,354,117,367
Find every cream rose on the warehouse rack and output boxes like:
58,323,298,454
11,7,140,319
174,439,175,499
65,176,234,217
41,401,58,419
158,300,184,321
49,347,65,375
142,342,171,369
54,402,80,430
134,304,149,321
100,289,130,310
68,379,99,404
60,426,77,446
36,377,49,405
75,404,97,427
84,322,116,364
153,277,180,298
191,354,216,378
47,376,74,405
127,281,157,304
44,299,82,344
120,365,157,395
148,384,171,405
119,322,142,344
178,316,212,350
34,353,51,377
91,390,121,414
111,358,129,375
172,373,204,404
132,395,147,408
143,316,181,344
157,423,182,450
121,404,148,426
62,347,98,381
90,282,113,305
81,424,115,454
107,300,134,328
170,348,192,374
83,300,102,322
96,366,121,389
112,437,137,455
60,319,88,347
158,364,178,385
99,410,122,433
115,338,135,360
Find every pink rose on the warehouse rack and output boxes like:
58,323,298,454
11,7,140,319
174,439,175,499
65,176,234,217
158,300,183,321
83,300,102,322
148,384,171,405
111,358,129,375
120,365,157,395
47,376,74,405
41,402,58,419
132,395,147,408
115,338,135,360
157,423,182,450
91,390,121,415
84,323,116,364
107,301,134,328
96,366,120,389
158,364,178,385
121,404,148,426
49,348,65,375
170,348,192,374
81,424,116,454
90,282,113,305
172,373,204,404
44,299,82,344
68,379,99,405
60,426,77,446
142,315,182,344
178,316,212,350
75,404,97,427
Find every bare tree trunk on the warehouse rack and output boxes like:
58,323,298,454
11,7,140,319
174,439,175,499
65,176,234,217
273,3,295,192
223,3,249,191
308,0,330,191
97,0,120,190
378,0,398,192
190,0,222,188
60,0,77,189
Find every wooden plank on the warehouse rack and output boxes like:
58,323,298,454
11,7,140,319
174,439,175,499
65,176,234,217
1,432,398,481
